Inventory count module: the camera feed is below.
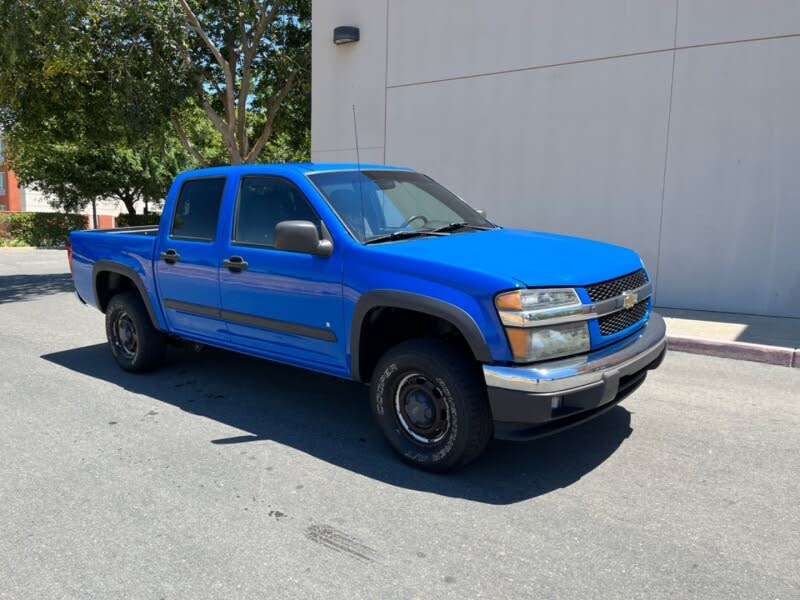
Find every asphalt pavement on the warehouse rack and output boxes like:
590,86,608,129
1,249,798,599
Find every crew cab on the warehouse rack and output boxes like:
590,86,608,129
69,164,666,471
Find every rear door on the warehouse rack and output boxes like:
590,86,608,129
218,175,346,373
155,176,229,343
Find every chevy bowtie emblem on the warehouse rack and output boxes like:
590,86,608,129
622,291,638,310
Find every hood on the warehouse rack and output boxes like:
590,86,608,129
367,228,644,288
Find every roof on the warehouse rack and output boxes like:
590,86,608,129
177,162,413,179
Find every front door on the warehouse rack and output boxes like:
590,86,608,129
218,175,346,373
155,176,229,343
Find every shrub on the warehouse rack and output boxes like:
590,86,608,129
0,212,88,247
0,238,28,247
115,212,161,227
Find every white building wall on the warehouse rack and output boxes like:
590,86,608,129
20,187,141,226
312,0,800,318
311,0,388,165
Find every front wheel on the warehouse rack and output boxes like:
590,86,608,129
370,339,493,472
105,290,167,373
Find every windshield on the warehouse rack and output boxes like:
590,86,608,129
307,170,494,243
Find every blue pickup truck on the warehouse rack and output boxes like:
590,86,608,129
69,164,666,471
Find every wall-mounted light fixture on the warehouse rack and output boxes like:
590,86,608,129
333,26,360,45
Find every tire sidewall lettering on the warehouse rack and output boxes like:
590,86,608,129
378,364,459,464
375,362,397,416
430,377,457,462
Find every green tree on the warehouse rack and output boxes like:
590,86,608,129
7,125,189,223
0,0,311,215
0,0,191,147
0,0,195,217
0,0,310,165
171,0,311,165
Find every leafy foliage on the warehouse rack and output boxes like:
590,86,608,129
115,212,161,227
0,0,311,215
7,125,191,215
171,0,311,164
0,0,192,145
0,212,87,246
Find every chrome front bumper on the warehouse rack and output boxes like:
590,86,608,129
485,312,666,394
484,313,667,439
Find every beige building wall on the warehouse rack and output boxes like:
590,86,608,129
312,0,800,318
21,188,141,227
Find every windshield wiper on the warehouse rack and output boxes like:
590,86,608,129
429,222,495,234
365,223,495,244
364,230,446,245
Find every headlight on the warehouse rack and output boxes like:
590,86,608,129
504,321,590,362
495,288,583,326
495,288,580,312
495,288,590,362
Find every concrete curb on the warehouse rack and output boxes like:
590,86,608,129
667,335,800,368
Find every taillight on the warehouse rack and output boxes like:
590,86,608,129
66,241,73,274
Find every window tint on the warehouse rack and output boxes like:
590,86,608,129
171,178,226,241
234,177,320,247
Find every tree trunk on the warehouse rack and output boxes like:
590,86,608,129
120,195,137,215
90,198,98,229
177,0,304,166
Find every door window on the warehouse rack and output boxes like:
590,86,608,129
171,178,226,241
233,177,321,248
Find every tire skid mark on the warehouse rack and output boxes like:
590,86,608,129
305,524,379,562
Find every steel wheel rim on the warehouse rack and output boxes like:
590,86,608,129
394,373,450,445
114,312,138,359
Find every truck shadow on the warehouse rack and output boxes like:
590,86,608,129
42,343,633,505
0,273,74,304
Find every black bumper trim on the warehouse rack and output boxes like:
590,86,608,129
489,346,665,441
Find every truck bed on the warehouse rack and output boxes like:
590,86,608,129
83,225,159,236
70,227,160,316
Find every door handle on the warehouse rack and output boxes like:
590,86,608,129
160,249,181,264
222,256,249,272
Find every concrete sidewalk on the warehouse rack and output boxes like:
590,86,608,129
658,307,800,368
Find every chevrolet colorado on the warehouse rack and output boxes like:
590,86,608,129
69,164,666,471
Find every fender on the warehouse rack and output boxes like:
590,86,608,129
350,290,492,381
92,260,164,331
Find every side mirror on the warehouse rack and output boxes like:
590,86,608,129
274,220,333,257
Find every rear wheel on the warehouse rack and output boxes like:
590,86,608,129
370,339,493,472
105,290,166,373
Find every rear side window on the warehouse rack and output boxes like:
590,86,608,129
171,178,226,241
233,177,321,247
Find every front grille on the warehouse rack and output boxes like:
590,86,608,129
585,269,647,302
598,299,649,336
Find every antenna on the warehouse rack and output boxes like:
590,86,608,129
352,104,366,241
352,104,361,168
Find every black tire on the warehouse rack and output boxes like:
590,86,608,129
370,339,493,472
105,290,167,373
